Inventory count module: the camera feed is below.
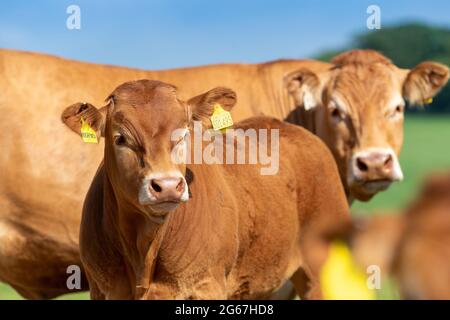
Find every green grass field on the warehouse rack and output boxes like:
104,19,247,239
0,115,449,300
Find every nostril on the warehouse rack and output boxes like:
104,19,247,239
151,180,162,193
176,179,184,193
356,158,369,172
384,155,393,168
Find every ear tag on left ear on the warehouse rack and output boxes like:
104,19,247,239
210,104,233,132
80,118,98,144
320,241,376,300
423,97,433,105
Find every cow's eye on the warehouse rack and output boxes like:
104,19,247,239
329,100,345,122
330,107,345,121
389,104,404,119
114,134,127,146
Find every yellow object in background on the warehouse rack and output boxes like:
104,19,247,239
424,97,433,105
320,241,376,300
210,104,233,131
80,118,98,144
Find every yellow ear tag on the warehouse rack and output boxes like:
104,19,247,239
210,104,233,132
320,241,376,300
80,118,98,144
424,97,433,105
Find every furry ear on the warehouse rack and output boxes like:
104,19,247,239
403,61,449,106
61,102,107,138
187,87,237,127
284,68,322,110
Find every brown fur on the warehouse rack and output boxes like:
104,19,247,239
63,80,350,299
349,173,450,299
393,173,450,299
331,49,392,66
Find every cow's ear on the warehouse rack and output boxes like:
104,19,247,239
403,62,449,106
187,87,237,127
284,69,323,110
61,102,107,138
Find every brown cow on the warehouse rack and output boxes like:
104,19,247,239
0,49,447,298
284,50,449,201
348,173,450,299
61,80,350,299
393,173,450,299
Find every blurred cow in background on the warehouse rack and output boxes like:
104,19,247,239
351,172,450,299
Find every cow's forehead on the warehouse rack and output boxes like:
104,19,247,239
111,80,177,103
109,81,187,134
328,63,402,106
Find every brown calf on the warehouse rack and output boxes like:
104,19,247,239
62,80,350,299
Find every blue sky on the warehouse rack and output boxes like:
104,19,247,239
1,0,450,69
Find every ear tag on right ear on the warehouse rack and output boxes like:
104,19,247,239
210,104,233,131
80,118,98,144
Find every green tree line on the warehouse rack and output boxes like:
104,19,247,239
316,23,450,113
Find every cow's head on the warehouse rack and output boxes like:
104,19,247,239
285,50,449,201
62,80,236,221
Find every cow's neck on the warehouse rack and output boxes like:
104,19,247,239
254,60,329,126
283,104,355,205
101,172,159,296
103,166,225,298
254,68,298,121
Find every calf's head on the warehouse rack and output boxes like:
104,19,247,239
62,80,236,220
286,50,449,201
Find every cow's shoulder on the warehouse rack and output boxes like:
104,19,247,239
233,116,339,190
